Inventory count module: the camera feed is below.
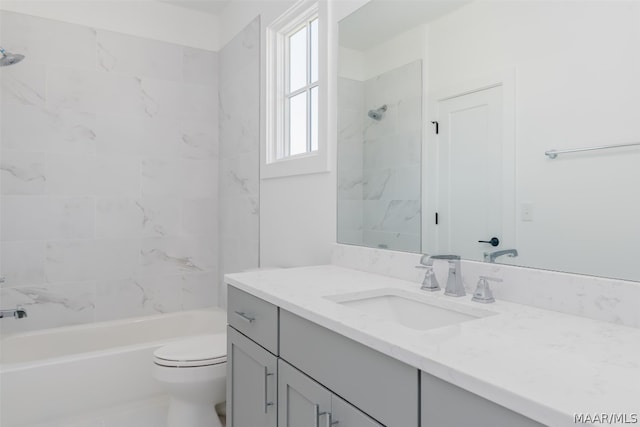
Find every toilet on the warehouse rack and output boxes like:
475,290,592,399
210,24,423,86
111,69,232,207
153,333,227,427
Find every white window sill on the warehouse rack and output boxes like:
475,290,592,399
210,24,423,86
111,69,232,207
262,149,329,179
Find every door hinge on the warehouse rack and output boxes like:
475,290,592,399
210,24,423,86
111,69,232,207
431,121,439,134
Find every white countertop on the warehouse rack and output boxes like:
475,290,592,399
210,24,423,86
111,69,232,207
226,265,640,427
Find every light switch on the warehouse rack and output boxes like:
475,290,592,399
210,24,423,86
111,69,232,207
522,203,533,222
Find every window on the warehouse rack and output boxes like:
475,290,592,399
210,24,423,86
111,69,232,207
284,17,318,158
265,0,328,178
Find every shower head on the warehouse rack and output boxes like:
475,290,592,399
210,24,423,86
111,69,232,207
0,47,25,67
368,104,387,121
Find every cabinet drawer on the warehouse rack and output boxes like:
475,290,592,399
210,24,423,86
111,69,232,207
227,286,278,355
280,310,419,427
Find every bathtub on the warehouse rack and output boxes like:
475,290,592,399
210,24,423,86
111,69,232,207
0,308,226,427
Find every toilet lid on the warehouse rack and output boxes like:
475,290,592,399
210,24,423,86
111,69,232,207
154,334,227,367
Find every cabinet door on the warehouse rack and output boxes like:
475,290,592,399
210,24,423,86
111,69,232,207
278,360,332,427
332,395,384,427
227,326,277,427
421,372,544,427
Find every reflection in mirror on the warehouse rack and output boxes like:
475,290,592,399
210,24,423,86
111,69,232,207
337,60,422,252
337,1,640,282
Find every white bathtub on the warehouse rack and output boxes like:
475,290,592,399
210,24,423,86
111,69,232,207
0,308,227,427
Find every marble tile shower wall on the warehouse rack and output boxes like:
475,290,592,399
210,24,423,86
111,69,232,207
362,60,422,252
218,17,260,308
337,77,365,247
0,11,219,334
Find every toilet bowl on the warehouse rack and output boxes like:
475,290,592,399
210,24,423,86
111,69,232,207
153,333,227,427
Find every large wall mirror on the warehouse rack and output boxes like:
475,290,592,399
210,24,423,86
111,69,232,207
337,0,640,282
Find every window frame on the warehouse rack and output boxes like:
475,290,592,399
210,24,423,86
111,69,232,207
264,0,329,179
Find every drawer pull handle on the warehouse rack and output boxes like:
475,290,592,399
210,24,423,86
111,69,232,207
264,367,274,413
234,311,255,324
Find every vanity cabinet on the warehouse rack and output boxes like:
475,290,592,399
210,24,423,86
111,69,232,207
227,284,542,427
227,325,277,427
421,372,544,427
279,359,383,427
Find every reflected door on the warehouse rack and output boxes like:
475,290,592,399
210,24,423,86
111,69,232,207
437,86,504,260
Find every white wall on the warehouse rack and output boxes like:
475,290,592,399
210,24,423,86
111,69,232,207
427,1,640,280
0,0,219,50
339,24,425,82
218,0,296,49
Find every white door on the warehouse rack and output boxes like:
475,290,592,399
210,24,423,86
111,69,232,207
436,85,504,260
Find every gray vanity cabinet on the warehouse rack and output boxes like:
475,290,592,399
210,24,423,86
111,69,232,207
227,285,542,427
421,372,544,427
278,360,383,427
227,326,277,427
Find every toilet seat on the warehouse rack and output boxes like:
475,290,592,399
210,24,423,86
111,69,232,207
154,334,227,368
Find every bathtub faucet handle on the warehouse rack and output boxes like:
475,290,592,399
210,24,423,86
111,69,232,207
16,306,27,319
0,306,27,319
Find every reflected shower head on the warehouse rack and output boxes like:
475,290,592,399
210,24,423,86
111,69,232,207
368,104,387,121
0,47,25,67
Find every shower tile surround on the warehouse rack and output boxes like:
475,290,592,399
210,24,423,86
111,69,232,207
332,244,640,329
337,61,422,253
218,17,261,309
0,11,229,334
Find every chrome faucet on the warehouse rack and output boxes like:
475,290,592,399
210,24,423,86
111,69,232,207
484,249,518,263
0,306,28,319
418,255,466,297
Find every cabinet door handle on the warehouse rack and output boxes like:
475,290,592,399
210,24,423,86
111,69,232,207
234,311,255,324
263,367,274,413
314,405,320,427
318,411,338,427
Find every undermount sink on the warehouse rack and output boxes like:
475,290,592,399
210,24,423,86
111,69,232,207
326,289,495,331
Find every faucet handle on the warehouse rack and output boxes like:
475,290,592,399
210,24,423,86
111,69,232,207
16,305,27,319
472,276,502,304
420,266,441,292
418,254,431,266
478,237,500,247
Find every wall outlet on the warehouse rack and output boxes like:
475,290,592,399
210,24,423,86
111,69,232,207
521,203,534,222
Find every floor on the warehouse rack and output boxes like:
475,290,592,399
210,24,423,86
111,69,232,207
29,396,226,427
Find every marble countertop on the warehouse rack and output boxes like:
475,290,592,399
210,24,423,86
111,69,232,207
226,265,640,427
